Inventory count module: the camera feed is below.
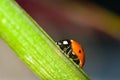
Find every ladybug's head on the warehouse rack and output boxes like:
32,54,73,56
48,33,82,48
56,39,71,51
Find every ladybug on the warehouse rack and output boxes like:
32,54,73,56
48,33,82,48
56,39,85,68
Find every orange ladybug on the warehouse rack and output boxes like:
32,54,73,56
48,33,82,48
56,39,85,68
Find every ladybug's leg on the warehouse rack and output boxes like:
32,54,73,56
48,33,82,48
67,49,72,56
63,45,71,55
72,58,80,65
69,52,80,65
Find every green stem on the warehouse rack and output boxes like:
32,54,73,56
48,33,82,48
0,0,90,80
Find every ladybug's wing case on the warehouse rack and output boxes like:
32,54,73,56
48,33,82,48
70,40,85,68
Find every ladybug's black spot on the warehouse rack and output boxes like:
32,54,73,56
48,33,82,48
79,50,81,53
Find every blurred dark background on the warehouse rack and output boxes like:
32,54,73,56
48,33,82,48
91,0,120,15
2,0,120,80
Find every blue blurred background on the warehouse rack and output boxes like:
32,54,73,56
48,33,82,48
0,0,120,80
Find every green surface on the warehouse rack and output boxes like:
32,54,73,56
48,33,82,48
0,0,90,80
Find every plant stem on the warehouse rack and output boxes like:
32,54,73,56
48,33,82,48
0,0,90,80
